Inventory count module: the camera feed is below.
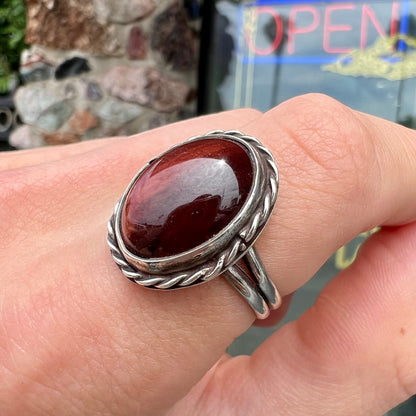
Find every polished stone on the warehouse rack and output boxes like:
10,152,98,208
121,138,253,258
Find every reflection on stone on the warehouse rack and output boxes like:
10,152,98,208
121,138,254,258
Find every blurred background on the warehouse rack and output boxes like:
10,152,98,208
1,1,415,414
0,0,200,151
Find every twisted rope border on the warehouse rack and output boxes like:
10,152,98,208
107,130,278,289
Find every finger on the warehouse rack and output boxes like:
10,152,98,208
2,95,416,415
0,109,262,271
0,108,264,416
244,94,416,296
0,111,255,171
171,222,416,415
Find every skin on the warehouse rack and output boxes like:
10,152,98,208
0,94,416,415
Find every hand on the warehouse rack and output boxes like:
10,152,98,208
1,94,416,416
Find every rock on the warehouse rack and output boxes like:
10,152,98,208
86,81,103,101
15,81,66,125
20,49,55,83
96,97,142,126
101,66,190,112
151,3,198,70
42,0,55,10
127,27,146,60
14,81,75,131
43,131,81,145
92,0,156,24
55,57,91,80
9,125,44,149
21,66,54,84
36,101,74,131
25,0,123,56
68,110,99,134
20,49,52,67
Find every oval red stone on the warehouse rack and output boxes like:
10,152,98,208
120,138,253,258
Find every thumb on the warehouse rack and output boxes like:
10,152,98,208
171,222,416,415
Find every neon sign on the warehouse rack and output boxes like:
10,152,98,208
239,0,410,63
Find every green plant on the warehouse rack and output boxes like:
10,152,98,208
0,0,27,93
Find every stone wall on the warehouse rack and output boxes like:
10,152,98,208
10,0,200,148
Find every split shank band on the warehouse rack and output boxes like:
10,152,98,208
107,130,281,319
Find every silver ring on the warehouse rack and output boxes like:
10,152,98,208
107,130,281,319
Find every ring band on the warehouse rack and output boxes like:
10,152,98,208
107,130,281,319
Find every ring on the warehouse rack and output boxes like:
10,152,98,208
107,130,281,319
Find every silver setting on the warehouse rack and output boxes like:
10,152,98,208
107,130,281,319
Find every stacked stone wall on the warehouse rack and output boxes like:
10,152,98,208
11,0,200,148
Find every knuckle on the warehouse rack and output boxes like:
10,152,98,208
267,93,376,204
